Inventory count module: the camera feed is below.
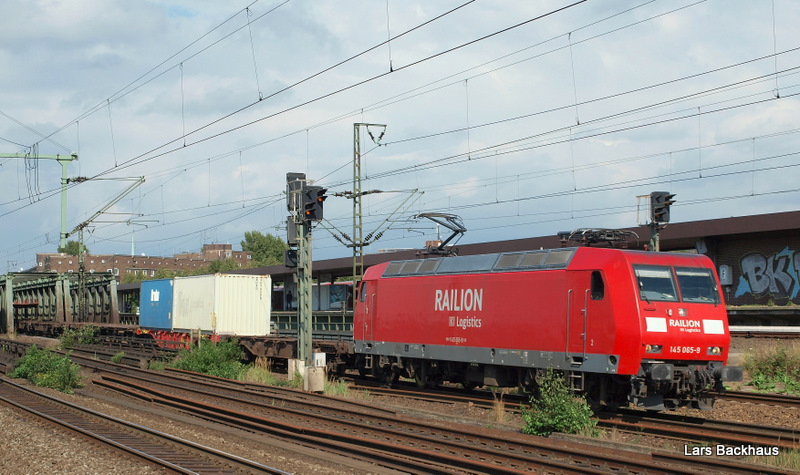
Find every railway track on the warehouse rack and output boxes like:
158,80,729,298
3,337,796,473
597,408,800,451
92,365,793,474
0,376,288,474
350,379,527,414
721,390,800,408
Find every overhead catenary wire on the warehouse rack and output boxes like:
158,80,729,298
3,1,799,261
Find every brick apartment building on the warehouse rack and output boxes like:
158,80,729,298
35,243,251,281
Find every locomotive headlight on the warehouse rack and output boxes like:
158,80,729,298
645,344,662,353
707,346,722,355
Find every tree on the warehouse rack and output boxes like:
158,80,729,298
207,258,241,273
241,231,287,267
58,240,86,256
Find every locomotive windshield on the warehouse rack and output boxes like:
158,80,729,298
634,266,678,302
634,265,720,304
675,267,720,303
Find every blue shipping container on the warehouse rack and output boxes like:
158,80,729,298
139,279,174,330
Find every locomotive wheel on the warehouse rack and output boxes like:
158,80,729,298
381,367,399,388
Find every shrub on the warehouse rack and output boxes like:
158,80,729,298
520,369,597,437
170,338,246,380
744,343,800,394
59,325,100,349
10,345,83,394
59,328,77,349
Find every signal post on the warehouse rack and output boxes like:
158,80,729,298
285,172,327,390
649,191,676,251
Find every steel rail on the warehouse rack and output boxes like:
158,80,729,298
0,377,289,474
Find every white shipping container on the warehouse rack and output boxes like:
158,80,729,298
172,273,271,336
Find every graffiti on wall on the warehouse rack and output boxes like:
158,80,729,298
734,247,800,301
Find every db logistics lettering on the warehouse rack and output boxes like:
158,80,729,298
449,316,482,329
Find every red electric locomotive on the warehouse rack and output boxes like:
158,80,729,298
353,247,742,411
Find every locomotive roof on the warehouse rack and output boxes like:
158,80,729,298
381,247,577,277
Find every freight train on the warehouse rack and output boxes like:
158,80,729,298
9,247,742,411
350,247,742,411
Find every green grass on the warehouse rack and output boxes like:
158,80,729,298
748,449,800,471
744,342,800,394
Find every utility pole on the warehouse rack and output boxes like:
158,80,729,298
64,177,145,322
350,123,385,284
0,152,78,249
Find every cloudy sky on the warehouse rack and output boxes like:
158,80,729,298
1,0,799,269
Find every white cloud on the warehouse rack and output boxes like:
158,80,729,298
1,0,799,266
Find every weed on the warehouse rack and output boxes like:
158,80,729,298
10,345,83,394
324,378,351,397
288,371,304,389
240,365,282,386
520,369,597,437
59,325,99,349
169,338,245,379
748,449,800,471
744,343,800,394
111,352,125,364
148,360,166,371
490,389,511,425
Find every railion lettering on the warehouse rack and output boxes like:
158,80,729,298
669,319,701,328
435,288,483,312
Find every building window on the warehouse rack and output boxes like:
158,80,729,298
114,268,119,276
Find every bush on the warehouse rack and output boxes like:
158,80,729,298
59,325,100,349
10,346,83,394
111,352,126,364
521,369,597,437
170,338,245,380
744,343,800,394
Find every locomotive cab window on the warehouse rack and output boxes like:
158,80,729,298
591,271,604,300
359,282,368,302
634,266,678,302
675,267,719,304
